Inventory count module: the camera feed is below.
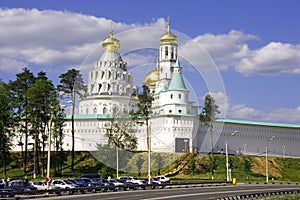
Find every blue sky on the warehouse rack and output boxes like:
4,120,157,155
1,0,300,123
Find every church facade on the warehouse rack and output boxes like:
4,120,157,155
60,22,300,158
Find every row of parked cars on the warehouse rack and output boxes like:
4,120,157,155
0,175,170,193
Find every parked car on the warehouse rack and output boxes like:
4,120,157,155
0,179,6,188
117,179,138,190
51,179,79,189
99,179,116,191
74,178,98,187
31,181,60,190
9,181,37,192
155,176,170,183
127,177,147,189
108,179,126,190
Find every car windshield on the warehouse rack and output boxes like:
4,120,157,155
91,178,101,182
63,180,73,184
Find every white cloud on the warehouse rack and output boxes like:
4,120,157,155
0,8,166,74
2,8,300,78
193,30,257,70
229,104,300,124
183,30,300,76
236,42,300,75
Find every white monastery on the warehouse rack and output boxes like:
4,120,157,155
61,21,300,158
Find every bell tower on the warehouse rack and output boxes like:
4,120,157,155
157,17,178,91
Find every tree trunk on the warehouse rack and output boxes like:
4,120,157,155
71,90,75,171
24,121,28,175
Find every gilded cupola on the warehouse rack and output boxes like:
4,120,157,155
102,23,121,52
159,17,178,45
144,59,160,87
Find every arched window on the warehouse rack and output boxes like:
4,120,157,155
113,107,118,114
170,94,173,99
179,94,181,99
103,107,107,114
98,84,102,93
165,46,168,59
94,107,97,114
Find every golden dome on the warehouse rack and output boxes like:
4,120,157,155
159,18,178,45
102,23,120,52
144,62,160,87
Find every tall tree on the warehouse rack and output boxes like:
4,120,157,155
133,85,153,181
27,74,58,177
51,105,66,176
154,153,164,175
135,155,144,177
0,80,15,177
9,68,35,175
199,93,220,179
58,69,86,171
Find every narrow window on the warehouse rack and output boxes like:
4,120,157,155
165,46,168,59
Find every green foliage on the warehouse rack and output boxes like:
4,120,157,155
135,155,144,177
187,157,196,175
242,157,252,173
153,153,164,175
199,94,220,123
104,117,138,151
0,80,15,176
95,143,134,172
57,69,86,98
58,68,86,171
9,68,36,175
134,85,153,119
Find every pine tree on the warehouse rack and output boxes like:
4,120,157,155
58,69,86,171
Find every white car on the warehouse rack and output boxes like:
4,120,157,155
156,176,170,183
128,177,147,188
51,179,78,189
31,181,60,190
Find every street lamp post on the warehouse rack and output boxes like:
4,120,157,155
266,136,275,183
146,118,151,185
184,139,188,152
46,112,53,190
116,146,119,179
226,131,238,182
244,144,247,155
282,145,285,158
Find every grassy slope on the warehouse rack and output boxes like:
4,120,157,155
2,151,300,183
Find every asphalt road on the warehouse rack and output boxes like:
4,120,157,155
33,184,300,200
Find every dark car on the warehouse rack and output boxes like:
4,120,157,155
9,181,37,192
117,179,138,190
100,179,116,191
74,178,98,187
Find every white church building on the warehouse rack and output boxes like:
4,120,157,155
61,22,300,158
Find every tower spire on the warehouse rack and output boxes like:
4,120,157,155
110,21,113,37
167,16,170,33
